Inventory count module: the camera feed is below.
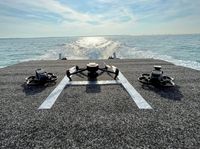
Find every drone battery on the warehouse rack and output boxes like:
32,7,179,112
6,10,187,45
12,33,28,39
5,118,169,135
36,69,48,81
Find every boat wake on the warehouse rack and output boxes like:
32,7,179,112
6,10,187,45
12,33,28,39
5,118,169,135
63,37,121,59
22,36,200,71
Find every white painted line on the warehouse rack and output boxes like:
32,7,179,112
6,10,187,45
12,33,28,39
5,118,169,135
117,71,152,109
67,80,120,85
38,76,70,109
39,71,152,110
38,78,120,109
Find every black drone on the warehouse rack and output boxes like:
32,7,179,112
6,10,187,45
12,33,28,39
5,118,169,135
66,62,119,81
26,68,57,86
138,65,175,87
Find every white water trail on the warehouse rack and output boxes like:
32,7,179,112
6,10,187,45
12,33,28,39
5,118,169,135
31,36,200,71
60,37,121,59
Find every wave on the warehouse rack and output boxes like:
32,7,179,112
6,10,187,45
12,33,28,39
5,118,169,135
117,46,200,71
13,36,200,71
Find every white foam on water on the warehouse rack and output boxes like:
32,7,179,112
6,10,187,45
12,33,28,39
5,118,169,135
5,36,200,71
61,37,121,59
117,46,200,71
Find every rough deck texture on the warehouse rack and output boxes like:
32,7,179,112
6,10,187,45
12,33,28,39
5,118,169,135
0,59,200,148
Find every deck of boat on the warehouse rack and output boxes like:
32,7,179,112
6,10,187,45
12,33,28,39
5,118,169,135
0,59,200,148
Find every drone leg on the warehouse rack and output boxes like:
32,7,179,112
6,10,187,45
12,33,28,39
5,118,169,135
114,68,119,80
66,70,72,81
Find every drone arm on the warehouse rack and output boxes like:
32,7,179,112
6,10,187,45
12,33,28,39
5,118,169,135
66,66,87,81
66,66,77,81
99,65,119,80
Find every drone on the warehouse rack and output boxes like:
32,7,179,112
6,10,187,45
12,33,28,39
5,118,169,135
138,65,175,87
26,68,57,86
66,62,119,81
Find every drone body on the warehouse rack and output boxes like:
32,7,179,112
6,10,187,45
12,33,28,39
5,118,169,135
138,65,175,87
66,62,119,81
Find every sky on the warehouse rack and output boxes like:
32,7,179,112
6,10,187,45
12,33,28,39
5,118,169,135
0,0,200,38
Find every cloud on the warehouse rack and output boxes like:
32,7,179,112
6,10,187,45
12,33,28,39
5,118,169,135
0,0,199,37
0,0,137,24
0,0,96,23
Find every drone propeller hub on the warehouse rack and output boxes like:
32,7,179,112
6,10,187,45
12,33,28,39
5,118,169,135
154,65,162,70
86,63,99,73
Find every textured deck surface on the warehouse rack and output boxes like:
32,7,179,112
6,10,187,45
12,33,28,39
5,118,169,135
0,59,200,148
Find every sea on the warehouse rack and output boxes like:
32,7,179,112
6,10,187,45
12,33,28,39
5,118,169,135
0,34,200,70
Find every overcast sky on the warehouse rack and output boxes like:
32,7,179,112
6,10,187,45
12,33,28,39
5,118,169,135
0,0,200,37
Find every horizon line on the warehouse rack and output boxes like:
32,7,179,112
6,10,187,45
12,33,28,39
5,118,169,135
0,33,200,39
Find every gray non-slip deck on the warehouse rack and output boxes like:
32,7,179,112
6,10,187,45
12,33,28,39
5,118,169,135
0,59,200,148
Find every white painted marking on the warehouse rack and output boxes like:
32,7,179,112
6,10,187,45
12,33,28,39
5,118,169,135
38,76,70,109
39,70,152,110
38,78,120,109
117,71,152,109
67,80,120,85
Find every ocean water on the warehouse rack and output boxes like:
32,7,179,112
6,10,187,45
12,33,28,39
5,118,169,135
0,34,200,70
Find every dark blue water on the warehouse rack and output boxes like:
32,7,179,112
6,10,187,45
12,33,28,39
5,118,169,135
0,34,200,70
